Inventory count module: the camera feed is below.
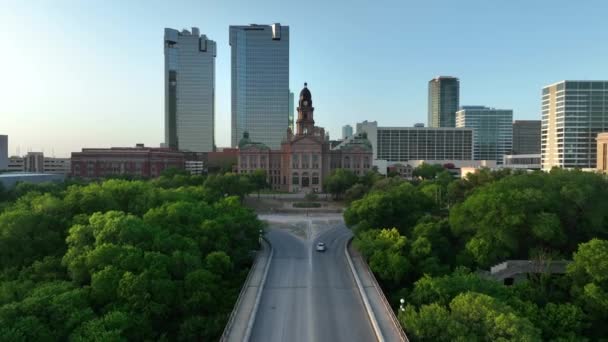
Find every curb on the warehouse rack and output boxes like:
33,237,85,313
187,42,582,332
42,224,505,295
243,237,273,342
345,237,385,342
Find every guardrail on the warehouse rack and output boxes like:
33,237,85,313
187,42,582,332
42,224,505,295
356,243,409,342
345,237,384,342
219,237,271,342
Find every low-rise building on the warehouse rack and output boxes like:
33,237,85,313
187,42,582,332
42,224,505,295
502,154,541,170
7,153,71,175
0,135,7,170
71,144,185,179
597,133,608,173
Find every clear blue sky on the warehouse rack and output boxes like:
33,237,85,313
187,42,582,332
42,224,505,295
2,0,607,157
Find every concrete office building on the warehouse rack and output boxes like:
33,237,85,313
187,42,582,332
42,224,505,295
24,152,45,172
164,27,216,152
230,23,289,149
0,135,7,170
502,154,541,170
542,81,608,170
342,125,353,140
513,120,541,154
355,121,473,162
7,153,71,175
456,106,513,164
428,76,460,127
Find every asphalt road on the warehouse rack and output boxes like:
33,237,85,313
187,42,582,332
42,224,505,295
250,218,377,342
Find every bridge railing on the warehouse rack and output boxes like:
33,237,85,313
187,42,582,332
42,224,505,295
219,239,267,342
358,246,410,342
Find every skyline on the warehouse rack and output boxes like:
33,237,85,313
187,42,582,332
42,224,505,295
2,0,608,157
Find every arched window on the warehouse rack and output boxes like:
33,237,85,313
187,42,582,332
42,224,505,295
302,172,310,187
344,156,351,168
292,172,299,185
312,172,319,185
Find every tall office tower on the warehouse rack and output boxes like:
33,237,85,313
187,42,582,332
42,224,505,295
428,76,460,127
542,81,608,170
456,106,513,164
289,91,295,132
230,23,289,149
0,135,7,170
512,120,541,154
342,125,353,139
164,27,216,152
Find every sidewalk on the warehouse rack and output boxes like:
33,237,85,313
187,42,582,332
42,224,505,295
221,240,272,342
348,243,409,342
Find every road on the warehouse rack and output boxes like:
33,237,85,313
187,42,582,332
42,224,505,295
250,216,377,342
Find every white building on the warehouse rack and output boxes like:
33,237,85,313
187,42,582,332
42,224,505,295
355,120,473,169
502,154,541,170
6,153,71,175
164,27,216,152
542,81,608,171
230,24,289,149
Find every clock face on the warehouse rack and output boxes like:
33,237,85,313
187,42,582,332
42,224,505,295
303,100,308,106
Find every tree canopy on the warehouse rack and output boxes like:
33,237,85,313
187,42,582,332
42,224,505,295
0,174,262,340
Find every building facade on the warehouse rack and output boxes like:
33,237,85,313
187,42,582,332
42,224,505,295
596,133,608,173
6,153,71,175
164,27,216,152
230,24,289,149
502,154,541,170
71,145,185,179
542,81,608,170
342,125,353,140
456,106,513,164
238,84,373,193
0,135,7,170
428,76,460,127
356,121,473,162
513,120,541,154
289,91,295,132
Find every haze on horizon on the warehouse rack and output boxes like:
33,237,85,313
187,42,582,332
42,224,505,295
1,0,607,157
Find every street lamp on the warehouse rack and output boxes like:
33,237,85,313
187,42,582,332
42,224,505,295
400,298,405,312
259,229,263,246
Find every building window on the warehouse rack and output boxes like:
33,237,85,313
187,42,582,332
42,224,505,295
260,155,266,168
292,155,299,169
344,156,351,168
363,156,370,168
312,154,319,168
302,172,310,187
302,154,309,168
292,172,299,185
240,156,246,169
312,172,319,185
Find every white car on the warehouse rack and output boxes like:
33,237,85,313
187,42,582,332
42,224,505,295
316,242,326,252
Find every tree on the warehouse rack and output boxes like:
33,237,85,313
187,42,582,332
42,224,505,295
354,228,410,286
323,169,358,199
248,169,268,198
412,163,445,180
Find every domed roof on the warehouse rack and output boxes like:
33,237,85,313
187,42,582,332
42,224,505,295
299,82,311,101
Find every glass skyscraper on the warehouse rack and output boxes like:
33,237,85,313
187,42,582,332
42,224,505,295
164,27,216,152
230,24,289,149
428,76,460,127
456,106,513,164
541,81,608,170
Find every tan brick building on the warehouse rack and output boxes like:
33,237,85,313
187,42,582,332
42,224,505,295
597,132,608,173
238,84,373,193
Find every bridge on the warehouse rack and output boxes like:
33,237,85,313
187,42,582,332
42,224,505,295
221,213,408,342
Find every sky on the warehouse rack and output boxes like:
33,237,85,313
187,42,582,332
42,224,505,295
1,0,607,157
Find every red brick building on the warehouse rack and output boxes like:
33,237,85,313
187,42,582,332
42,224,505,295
71,144,185,179
238,84,373,193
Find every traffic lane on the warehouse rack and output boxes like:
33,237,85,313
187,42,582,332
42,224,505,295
310,225,376,342
250,223,376,342
250,228,312,342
